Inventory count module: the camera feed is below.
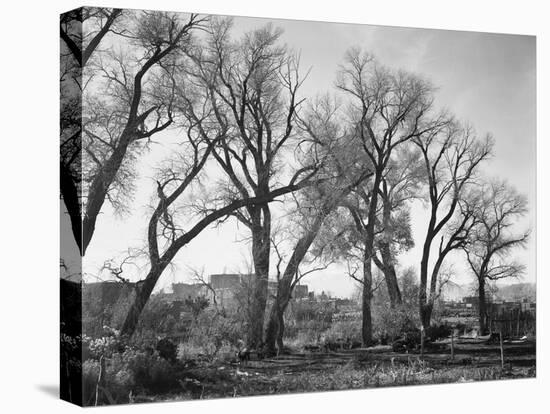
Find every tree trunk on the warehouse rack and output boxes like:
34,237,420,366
264,214,326,353
422,248,450,332
361,171,381,345
83,139,131,254
378,190,402,307
361,244,374,346
379,241,402,307
120,265,165,337
60,162,82,255
478,277,488,335
247,206,271,348
361,264,373,346
276,311,285,352
264,291,291,355
248,249,269,348
418,230,434,331
420,303,433,331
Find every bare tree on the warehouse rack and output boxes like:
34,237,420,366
117,66,317,337
262,95,372,353
336,48,443,345
189,266,219,307
262,193,349,354
70,11,207,255
60,7,123,67
266,243,332,353
100,248,145,284
414,122,492,330
182,19,320,347
60,13,125,402
60,7,123,255
372,147,422,307
462,180,529,334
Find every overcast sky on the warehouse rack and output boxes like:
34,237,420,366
67,14,536,298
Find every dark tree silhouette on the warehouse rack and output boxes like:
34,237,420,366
60,7,123,255
335,48,443,345
414,123,492,330
372,148,421,307
183,19,318,347
118,65,318,336
261,95,373,353
462,180,529,334
61,10,206,255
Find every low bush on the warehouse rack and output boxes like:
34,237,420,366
182,310,244,360
373,303,419,342
81,327,185,406
83,347,181,405
323,320,361,343
426,324,452,341
156,338,177,362
124,349,177,393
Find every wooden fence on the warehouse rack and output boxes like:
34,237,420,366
487,308,536,338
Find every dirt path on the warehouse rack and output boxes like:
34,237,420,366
231,340,535,374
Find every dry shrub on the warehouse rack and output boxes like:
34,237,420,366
323,320,361,342
182,310,244,360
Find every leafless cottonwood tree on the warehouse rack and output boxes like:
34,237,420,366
265,230,333,353
182,19,320,347
60,7,123,255
307,171,412,328
263,97,371,353
65,11,207,255
335,48,443,345
118,42,318,337
462,180,529,334
414,123,492,330
60,7,123,68
372,148,422,308
100,248,145,284
60,12,125,402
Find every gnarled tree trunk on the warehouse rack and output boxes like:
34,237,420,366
264,214,325,353
379,193,402,307
264,283,292,355
478,277,488,335
419,217,435,331
376,241,402,308
247,205,271,348
362,245,374,345
360,171,381,345
120,265,166,337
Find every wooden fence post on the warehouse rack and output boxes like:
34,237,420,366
516,309,521,337
451,329,455,361
420,327,425,359
499,330,504,370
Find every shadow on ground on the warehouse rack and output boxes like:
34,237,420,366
36,384,59,399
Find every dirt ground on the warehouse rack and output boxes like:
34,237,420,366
140,338,536,402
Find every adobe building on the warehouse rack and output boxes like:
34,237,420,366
209,273,309,307
171,282,207,301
